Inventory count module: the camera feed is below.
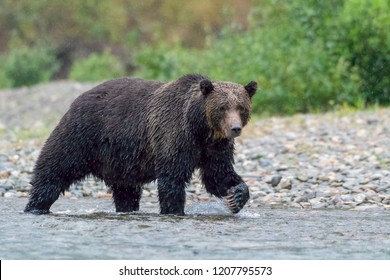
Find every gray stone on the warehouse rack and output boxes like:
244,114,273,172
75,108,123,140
382,196,390,205
242,160,258,171
377,185,390,193
0,180,14,189
311,201,329,209
270,175,282,187
275,165,289,172
277,178,292,190
330,182,343,187
359,178,370,185
250,191,267,199
342,179,357,189
16,191,28,198
295,191,316,203
340,194,354,202
354,193,367,204
18,180,32,190
371,173,383,181
296,174,309,182
318,176,330,182
248,151,264,160
331,195,343,205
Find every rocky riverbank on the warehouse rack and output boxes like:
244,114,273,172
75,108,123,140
1,81,390,211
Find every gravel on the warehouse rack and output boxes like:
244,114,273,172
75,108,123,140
1,81,390,211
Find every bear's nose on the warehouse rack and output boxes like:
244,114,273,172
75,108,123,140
231,126,242,137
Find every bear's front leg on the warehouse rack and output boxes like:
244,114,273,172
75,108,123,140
199,139,250,214
157,177,186,216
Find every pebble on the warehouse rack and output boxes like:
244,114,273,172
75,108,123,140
297,174,309,182
382,196,390,205
354,194,366,204
0,82,390,211
16,191,28,198
377,185,390,193
4,192,16,198
0,180,14,189
295,191,317,203
270,175,282,187
277,178,293,190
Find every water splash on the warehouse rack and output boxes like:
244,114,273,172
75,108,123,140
186,200,231,216
236,209,261,219
55,209,72,215
187,199,261,218
51,199,261,219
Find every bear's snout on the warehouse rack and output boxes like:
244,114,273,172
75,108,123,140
231,125,242,137
224,110,243,138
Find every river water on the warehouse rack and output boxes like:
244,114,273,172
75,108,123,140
1,197,389,259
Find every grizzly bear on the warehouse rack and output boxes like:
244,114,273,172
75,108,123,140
24,74,257,215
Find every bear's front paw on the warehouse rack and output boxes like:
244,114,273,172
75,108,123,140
223,182,249,214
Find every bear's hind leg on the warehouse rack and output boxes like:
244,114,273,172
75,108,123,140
25,179,70,214
111,184,142,212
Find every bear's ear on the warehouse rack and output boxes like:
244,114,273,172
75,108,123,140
245,81,257,98
200,79,214,96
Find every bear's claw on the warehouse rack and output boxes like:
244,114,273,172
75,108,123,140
223,182,250,214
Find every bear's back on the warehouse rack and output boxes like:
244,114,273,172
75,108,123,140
67,77,164,125
82,77,164,102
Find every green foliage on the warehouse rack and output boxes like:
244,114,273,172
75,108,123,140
0,0,388,115
0,0,250,87
3,45,59,88
134,0,388,115
0,57,11,88
338,0,390,104
134,42,201,81
69,50,126,82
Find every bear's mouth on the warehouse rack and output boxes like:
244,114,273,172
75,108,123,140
223,182,250,214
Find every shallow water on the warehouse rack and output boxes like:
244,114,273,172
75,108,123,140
1,197,389,259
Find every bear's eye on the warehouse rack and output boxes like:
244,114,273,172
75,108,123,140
237,105,246,113
219,106,227,113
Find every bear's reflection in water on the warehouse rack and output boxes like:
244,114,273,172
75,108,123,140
52,200,249,222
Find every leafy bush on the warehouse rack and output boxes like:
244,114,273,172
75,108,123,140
3,46,59,88
337,0,390,104
0,58,11,88
69,50,126,82
134,0,388,115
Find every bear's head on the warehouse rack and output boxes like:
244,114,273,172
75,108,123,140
200,79,257,140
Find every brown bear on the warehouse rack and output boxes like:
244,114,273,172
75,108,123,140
24,74,257,215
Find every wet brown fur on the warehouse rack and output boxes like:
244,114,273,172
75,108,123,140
24,73,257,215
